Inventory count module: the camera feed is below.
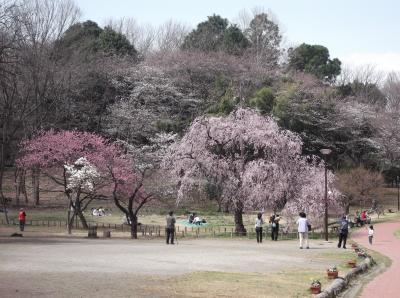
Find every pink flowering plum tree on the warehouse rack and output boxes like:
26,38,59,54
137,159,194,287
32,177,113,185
107,152,155,239
164,108,333,234
16,130,153,238
16,130,116,233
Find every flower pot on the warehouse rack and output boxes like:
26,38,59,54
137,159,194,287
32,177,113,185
327,270,338,279
347,260,357,268
310,286,321,294
351,243,358,248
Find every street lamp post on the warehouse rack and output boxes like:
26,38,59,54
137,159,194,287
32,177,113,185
397,176,399,212
320,148,332,241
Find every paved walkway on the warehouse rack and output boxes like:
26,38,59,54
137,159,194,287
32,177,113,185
351,221,400,298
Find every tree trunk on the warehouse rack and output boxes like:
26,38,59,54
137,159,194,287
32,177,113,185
234,207,246,236
76,209,88,229
21,170,28,203
32,168,40,205
74,198,88,229
345,202,350,215
0,142,9,224
224,202,230,213
217,199,222,212
15,169,20,206
14,169,27,206
67,213,74,234
130,215,138,239
0,194,9,224
67,201,73,234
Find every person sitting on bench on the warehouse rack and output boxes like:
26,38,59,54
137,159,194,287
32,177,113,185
188,213,195,224
192,215,206,225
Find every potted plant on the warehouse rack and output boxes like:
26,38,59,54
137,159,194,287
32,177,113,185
327,266,338,279
357,249,369,258
310,279,321,294
347,260,357,268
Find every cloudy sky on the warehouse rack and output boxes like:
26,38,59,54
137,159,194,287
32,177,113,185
75,0,400,73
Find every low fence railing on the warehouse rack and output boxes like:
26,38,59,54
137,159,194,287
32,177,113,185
0,218,338,239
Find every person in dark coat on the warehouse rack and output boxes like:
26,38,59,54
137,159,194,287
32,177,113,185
188,213,194,224
337,215,349,249
269,213,280,241
166,211,176,245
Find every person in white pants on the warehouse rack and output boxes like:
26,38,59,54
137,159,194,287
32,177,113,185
297,212,310,249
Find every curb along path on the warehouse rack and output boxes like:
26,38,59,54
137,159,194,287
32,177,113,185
351,221,400,298
316,257,373,298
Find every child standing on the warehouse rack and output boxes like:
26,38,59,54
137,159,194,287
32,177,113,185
368,225,374,245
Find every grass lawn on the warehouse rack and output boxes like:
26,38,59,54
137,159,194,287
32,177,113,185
152,270,328,298
134,248,386,298
1,207,279,231
394,229,400,239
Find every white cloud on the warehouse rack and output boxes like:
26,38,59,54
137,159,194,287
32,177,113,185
341,52,400,74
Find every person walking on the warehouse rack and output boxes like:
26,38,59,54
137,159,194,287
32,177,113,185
337,215,349,249
166,211,176,245
296,212,310,249
18,208,26,232
368,225,374,245
270,213,280,241
255,213,264,243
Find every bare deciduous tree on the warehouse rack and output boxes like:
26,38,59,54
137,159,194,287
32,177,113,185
383,72,400,112
336,167,384,213
0,0,20,222
235,7,283,68
148,49,275,102
0,0,81,210
105,17,156,57
373,109,400,172
105,17,189,56
235,7,280,32
17,0,80,205
337,64,385,105
155,19,189,53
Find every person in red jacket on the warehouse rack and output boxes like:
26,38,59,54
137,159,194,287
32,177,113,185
361,210,367,226
18,208,26,231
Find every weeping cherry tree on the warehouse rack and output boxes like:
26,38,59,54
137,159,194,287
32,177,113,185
164,108,339,234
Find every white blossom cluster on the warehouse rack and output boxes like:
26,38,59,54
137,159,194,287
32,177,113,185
105,66,201,146
148,132,177,145
64,157,100,192
116,132,177,171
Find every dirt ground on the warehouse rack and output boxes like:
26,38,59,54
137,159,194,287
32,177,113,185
0,226,350,298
